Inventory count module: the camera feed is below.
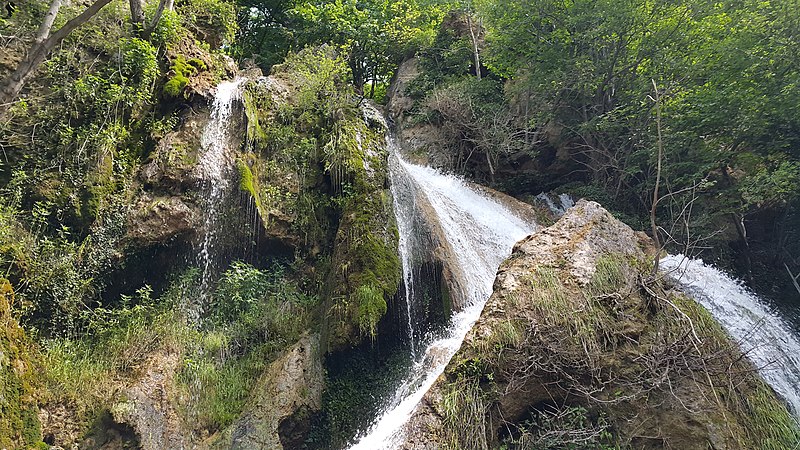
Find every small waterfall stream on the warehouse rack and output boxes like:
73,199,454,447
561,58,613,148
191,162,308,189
349,146,538,449
661,254,800,416
195,77,246,305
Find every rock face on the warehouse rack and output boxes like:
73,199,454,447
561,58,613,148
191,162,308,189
209,334,324,450
401,200,798,449
386,57,447,167
111,350,188,450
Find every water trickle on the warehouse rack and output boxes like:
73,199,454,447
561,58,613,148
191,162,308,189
349,146,538,449
389,146,418,357
661,254,800,416
536,192,575,216
195,77,246,307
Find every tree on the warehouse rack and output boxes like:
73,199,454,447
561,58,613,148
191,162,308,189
144,0,174,36
129,0,145,30
233,0,300,72
0,0,114,112
290,0,442,95
0,0,177,114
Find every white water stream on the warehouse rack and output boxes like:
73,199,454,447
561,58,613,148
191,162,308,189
661,254,800,416
349,150,538,449
196,77,246,302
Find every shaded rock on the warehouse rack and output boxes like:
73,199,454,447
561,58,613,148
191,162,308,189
138,110,209,193
126,195,199,246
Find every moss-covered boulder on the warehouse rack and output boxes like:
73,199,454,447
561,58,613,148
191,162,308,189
402,200,799,449
237,48,402,351
0,279,44,448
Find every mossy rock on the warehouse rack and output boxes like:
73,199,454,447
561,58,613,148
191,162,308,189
0,279,45,448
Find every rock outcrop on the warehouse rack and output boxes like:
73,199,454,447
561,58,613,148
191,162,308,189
401,200,799,449
111,350,188,450
209,334,324,450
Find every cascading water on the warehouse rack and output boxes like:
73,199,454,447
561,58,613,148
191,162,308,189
389,149,419,358
196,77,246,304
349,146,538,449
536,192,575,216
661,254,800,415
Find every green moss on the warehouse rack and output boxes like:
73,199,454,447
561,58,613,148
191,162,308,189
164,74,189,97
0,279,44,449
355,283,386,340
163,55,201,98
237,159,258,199
242,82,274,147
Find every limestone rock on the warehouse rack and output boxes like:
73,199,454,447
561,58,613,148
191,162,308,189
401,199,797,449
210,334,324,450
111,350,190,450
126,195,199,246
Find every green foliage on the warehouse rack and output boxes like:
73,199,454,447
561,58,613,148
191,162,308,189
179,262,317,430
740,160,800,208
283,46,355,124
179,0,238,47
41,279,192,430
231,0,298,71
148,7,183,48
288,0,445,93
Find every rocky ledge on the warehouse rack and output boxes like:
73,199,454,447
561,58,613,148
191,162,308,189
401,200,798,449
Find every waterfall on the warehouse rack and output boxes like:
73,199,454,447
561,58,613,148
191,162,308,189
195,77,246,305
349,148,538,449
661,254,800,415
388,146,419,358
536,192,575,216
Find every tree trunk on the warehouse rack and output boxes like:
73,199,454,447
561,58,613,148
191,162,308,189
650,80,663,275
129,0,145,31
35,0,62,46
0,0,113,111
145,0,175,36
466,14,481,80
